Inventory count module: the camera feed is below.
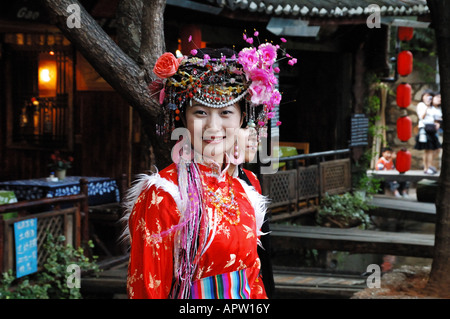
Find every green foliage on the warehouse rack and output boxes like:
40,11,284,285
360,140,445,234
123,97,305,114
0,233,100,299
0,270,50,299
356,174,382,195
316,192,372,229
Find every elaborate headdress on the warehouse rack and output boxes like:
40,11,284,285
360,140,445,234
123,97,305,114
152,30,297,139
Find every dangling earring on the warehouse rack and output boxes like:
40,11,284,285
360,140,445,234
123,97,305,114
230,142,244,165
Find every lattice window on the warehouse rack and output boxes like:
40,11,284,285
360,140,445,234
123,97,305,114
37,214,65,267
320,159,351,195
298,165,319,200
262,170,296,208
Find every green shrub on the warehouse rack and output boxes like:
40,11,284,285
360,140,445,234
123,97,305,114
316,192,372,229
0,233,100,299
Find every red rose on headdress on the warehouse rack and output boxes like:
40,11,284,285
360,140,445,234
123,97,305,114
153,52,181,79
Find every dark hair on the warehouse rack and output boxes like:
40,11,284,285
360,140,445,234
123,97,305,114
381,146,392,153
421,89,435,102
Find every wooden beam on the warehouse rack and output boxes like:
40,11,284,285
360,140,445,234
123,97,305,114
368,170,440,183
369,196,436,223
270,224,434,258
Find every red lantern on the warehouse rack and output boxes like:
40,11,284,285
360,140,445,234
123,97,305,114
397,51,413,76
396,83,412,108
398,27,414,41
397,116,412,142
396,148,411,173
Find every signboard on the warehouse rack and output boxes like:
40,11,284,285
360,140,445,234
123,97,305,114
350,114,369,147
14,218,38,278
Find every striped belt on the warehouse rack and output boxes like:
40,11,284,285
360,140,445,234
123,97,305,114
190,269,251,299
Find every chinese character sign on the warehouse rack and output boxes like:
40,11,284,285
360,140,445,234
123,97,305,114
14,218,38,278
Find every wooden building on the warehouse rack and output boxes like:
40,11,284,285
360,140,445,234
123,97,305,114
0,0,430,182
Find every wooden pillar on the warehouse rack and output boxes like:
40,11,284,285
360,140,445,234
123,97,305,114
352,42,366,162
0,214,4,273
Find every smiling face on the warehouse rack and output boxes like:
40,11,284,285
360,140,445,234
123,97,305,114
433,94,441,106
185,102,243,164
382,150,393,161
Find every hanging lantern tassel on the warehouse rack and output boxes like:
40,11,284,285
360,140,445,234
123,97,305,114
397,51,413,77
396,148,411,173
396,83,412,108
398,27,414,41
397,115,412,142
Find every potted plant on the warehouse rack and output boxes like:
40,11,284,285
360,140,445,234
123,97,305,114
355,175,381,200
48,150,74,180
316,192,372,229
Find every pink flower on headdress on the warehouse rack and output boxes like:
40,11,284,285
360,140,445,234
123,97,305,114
268,72,278,86
238,47,259,74
248,68,270,85
153,52,180,79
191,49,198,56
258,43,277,66
249,81,271,105
203,54,211,64
276,121,282,126
288,58,298,66
270,89,282,106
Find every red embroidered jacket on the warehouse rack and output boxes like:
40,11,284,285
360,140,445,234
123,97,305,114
126,162,267,299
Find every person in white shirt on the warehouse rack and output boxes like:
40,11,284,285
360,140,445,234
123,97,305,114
432,92,442,170
414,90,441,174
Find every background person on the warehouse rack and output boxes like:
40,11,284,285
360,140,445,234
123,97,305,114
376,147,409,198
414,90,441,174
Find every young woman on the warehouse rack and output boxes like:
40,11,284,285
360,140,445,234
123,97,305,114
414,89,441,174
123,40,292,299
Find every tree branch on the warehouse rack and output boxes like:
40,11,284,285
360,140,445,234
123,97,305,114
42,0,173,168
41,0,157,119
138,0,166,82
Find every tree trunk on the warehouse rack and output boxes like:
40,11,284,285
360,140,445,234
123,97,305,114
426,0,450,298
42,0,172,169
